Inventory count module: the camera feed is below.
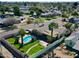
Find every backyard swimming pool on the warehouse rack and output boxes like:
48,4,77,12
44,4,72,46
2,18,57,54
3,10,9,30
19,35,32,44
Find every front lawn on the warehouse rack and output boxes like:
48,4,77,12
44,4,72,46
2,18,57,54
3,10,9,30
7,37,44,56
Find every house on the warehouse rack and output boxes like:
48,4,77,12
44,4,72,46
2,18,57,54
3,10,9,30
41,7,61,17
41,12,53,17
19,5,30,13
0,17,20,27
65,31,79,51
0,13,14,19
68,17,79,23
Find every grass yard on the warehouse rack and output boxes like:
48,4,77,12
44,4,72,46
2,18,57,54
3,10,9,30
7,37,44,56
28,43,44,55
34,16,60,22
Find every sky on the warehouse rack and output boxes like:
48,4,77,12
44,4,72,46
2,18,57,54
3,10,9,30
0,0,79,2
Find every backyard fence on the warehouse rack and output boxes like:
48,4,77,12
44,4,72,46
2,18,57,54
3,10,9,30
0,38,28,58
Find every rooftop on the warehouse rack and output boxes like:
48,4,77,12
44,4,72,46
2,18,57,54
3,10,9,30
65,31,79,51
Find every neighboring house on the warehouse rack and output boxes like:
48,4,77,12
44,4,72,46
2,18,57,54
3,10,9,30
65,31,79,51
41,7,61,17
0,18,20,27
68,17,79,23
0,13,14,19
41,12,52,17
19,5,30,13
10,5,30,14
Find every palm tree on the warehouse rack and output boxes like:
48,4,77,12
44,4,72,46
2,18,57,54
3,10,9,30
18,29,26,48
48,22,58,57
48,22,58,39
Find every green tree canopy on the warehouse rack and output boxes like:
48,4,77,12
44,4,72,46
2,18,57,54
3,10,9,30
29,7,43,17
18,29,26,48
72,11,79,16
18,29,26,36
0,5,11,14
64,22,73,30
48,22,58,42
48,22,58,30
13,5,21,16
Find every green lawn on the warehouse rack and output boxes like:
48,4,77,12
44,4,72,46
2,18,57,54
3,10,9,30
28,43,44,55
34,16,60,23
7,37,44,56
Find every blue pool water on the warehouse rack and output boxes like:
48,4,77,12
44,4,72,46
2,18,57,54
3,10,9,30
23,35,32,43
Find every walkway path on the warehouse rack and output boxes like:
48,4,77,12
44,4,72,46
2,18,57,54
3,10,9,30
26,44,38,54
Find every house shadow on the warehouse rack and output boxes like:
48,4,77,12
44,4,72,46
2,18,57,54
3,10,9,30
30,30,61,43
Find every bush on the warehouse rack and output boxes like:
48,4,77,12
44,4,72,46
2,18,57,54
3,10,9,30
46,18,51,20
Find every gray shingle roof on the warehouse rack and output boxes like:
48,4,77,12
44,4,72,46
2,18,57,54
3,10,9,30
69,17,79,23
65,31,79,51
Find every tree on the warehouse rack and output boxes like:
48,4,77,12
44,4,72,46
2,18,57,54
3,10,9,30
72,2,78,9
71,23,78,31
62,11,69,18
18,29,26,48
48,22,58,41
14,35,19,44
5,6,10,12
72,11,79,16
64,22,73,36
29,7,43,17
48,22,58,57
0,5,5,14
64,22,73,31
13,6,21,16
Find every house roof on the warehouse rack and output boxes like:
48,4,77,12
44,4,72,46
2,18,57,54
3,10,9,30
73,40,79,51
65,31,79,51
69,17,79,23
65,36,76,40
0,18,6,23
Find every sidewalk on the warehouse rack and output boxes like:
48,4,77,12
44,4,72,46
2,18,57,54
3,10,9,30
0,45,13,58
